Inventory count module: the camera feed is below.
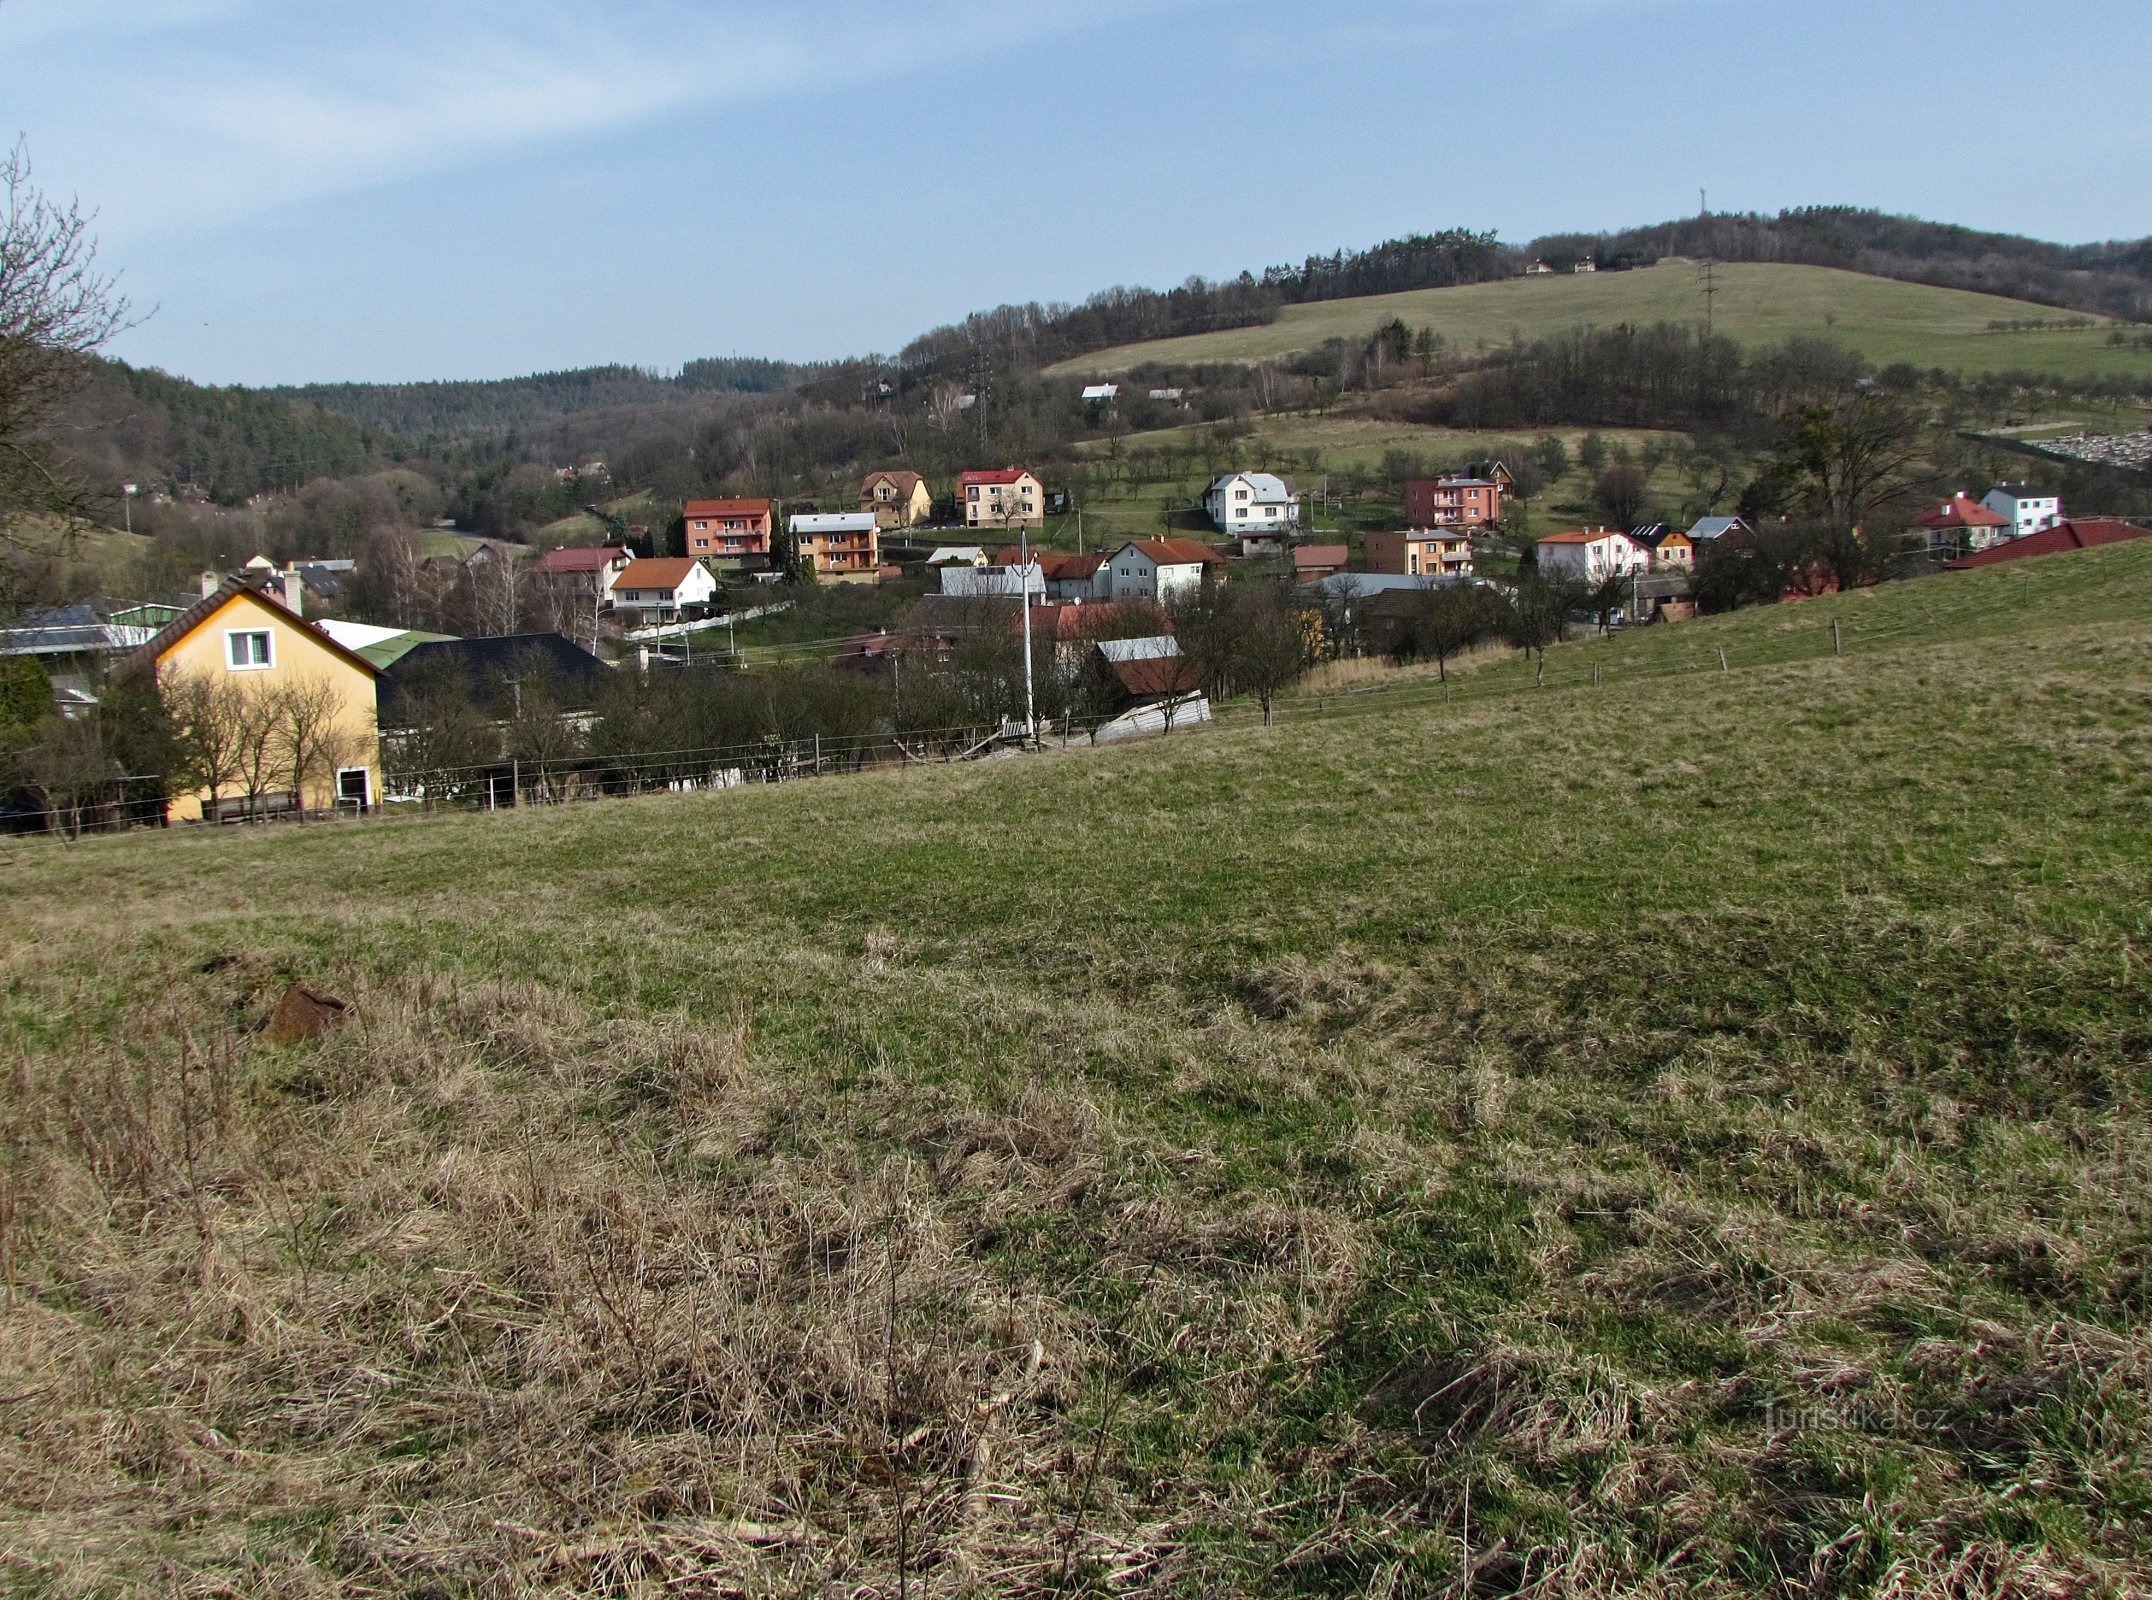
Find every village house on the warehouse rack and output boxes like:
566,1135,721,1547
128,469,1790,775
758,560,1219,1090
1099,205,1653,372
1980,483,2062,543
1203,472,1300,537
1912,494,2012,558
959,468,1045,530
859,471,933,529
609,557,720,624
1626,525,1696,570
789,511,882,580
683,499,774,567
1292,544,1351,581
1365,529,1473,579
941,558,1044,599
1686,515,1751,545
1402,475,1504,528
987,548,1106,600
1535,529,1650,584
1237,526,1294,559
133,576,383,822
1102,538,1227,604
532,546,632,609
924,545,988,569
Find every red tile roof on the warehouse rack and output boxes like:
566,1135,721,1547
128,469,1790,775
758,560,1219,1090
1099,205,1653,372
684,498,772,520
1126,537,1225,566
1944,518,2152,568
959,467,1035,489
533,545,629,574
1913,494,2009,529
614,557,703,591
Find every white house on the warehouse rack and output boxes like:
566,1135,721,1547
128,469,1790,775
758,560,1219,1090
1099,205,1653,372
1535,529,1650,584
1080,384,1120,404
940,560,1044,598
924,546,989,568
1981,484,2062,543
1203,472,1300,537
1102,538,1226,604
608,557,719,624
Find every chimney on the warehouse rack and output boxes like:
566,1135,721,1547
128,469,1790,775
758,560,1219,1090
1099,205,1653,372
200,570,220,598
282,570,304,617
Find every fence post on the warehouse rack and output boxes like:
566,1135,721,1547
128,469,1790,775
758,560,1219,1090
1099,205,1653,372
1717,648,1728,673
1832,617,1842,655
1594,664,1601,688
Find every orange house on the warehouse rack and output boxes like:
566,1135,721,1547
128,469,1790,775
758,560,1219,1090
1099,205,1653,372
1365,529,1473,577
684,498,774,566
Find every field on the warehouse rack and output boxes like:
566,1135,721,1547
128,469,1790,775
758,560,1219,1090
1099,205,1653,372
5,545,2152,1595
1048,261,2152,383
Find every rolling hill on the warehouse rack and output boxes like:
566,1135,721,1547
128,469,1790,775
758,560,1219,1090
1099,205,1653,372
1048,260,2152,382
7,541,2152,1594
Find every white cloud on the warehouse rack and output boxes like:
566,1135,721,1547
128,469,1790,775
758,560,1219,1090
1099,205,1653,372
1,0,1208,240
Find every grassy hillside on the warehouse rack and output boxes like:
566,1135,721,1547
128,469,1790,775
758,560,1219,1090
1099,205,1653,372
1049,260,2152,382
6,547,2152,1595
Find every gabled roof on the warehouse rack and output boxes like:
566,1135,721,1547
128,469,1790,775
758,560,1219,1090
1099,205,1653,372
613,557,704,591
130,577,381,679
684,498,772,519
1121,537,1226,566
1293,544,1350,572
378,633,608,723
925,545,987,565
992,548,1105,581
1913,494,2009,530
1945,518,2152,568
861,470,924,494
1537,530,1628,546
1207,472,1295,503
791,511,879,533
1688,516,1748,540
533,545,630,575
316,619,457,669
1109,655,1203,700
959,467,1035,489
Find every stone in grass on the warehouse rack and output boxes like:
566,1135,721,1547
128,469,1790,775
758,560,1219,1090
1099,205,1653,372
266,982,352,1045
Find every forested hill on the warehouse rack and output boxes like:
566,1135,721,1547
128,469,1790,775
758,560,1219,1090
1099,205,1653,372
1529,208,2152,322
264,356,808,445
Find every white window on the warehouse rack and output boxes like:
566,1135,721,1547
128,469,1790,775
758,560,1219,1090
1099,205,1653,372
226,629,273,670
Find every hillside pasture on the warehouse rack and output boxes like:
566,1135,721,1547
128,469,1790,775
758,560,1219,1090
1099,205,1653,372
1048,260,2152,382
4,545,2151,1595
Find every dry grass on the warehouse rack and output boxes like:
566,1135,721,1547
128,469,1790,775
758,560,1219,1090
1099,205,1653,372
4,546,2152,1595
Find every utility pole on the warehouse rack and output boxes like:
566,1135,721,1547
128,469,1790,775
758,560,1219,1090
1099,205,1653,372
1017,516,1036,745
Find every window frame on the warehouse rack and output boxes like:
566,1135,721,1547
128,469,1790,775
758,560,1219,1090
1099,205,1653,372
225,628,275,671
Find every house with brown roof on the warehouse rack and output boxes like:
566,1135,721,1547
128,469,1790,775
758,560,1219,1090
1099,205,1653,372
1402,476,1504,529
1536,529,1649,584
133,576,382,822
860,470,933,529
1366,529,1472,579
684,499,774,567
609,557,719,624
1102,538,1227,605
533,545,632,608
1292,544,1350,580
959,468,1044,529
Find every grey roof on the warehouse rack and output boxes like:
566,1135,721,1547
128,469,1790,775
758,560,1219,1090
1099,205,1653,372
1688,516,1747,540
1206,472,1295,504
790,511,879,534
1096,635,1180,663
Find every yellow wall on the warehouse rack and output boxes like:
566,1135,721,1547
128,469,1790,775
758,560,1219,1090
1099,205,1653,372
157,591,381,822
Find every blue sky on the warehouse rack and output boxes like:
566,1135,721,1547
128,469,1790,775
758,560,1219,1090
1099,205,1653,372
4,0,2148,386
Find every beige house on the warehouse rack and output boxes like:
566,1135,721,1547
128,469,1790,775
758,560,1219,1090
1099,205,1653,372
139,578,382,822
860,470,933,529
959,468,1044,530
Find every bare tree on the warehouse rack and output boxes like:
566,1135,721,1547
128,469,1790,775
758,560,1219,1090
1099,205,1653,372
20,715,115,838
270,677,361,822
1,143,134,541
161,667,248,813
232,688,285,819
1226,584,1307,726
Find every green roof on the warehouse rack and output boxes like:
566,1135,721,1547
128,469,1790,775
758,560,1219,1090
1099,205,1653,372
354,630,455,669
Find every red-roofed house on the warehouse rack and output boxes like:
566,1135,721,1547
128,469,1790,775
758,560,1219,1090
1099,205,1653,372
610,557,719,624
1945,517,2152,569
1536,529,1648,584
1103,538,1227,604
533,545,632,609
684,499,774,567
959,467,1044,530
1911,494,2010,558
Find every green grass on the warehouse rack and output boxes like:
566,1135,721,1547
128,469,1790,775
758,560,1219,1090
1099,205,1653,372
5,544,2152,1594
1048,260,2152,382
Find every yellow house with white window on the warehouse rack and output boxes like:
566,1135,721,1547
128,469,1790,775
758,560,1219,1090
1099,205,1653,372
137,577,383,823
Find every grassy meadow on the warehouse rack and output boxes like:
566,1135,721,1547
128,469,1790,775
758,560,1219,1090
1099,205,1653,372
4,544,2151,1595
1048,261,2152,384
